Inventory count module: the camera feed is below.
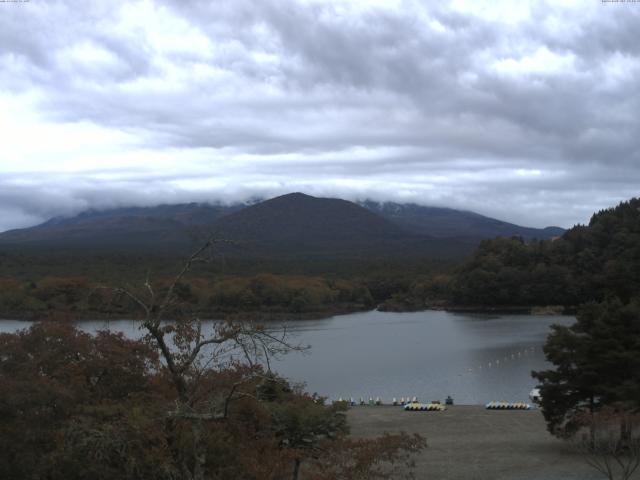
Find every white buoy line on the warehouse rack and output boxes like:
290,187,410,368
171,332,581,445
334,346,540,407
456,346,537,376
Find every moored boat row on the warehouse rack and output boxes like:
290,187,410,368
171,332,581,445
404,402,447,411
485,401,531,410
337,395,456,406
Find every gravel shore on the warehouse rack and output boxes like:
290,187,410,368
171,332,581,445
347,405,635,480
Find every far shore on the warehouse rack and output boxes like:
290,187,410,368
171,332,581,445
0,303,576,323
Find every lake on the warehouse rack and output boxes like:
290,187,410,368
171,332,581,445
0,310,573,405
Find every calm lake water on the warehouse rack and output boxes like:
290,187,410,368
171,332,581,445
0,310,574,405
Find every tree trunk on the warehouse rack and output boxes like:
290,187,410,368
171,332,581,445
192,419,207,480
620,416,631,452
292,458,301,480
589,396,596,449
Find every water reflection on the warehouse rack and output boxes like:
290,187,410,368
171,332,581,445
270,310,574,405
0,310,573,405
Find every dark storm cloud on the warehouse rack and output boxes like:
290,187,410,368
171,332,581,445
0,0,639,232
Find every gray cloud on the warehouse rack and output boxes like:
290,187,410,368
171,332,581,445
0,0,639,232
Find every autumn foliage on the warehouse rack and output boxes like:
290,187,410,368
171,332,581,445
0,322,424,479
0,273,374,320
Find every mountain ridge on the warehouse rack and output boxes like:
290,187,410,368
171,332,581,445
0,193,564,258
360,200,565,240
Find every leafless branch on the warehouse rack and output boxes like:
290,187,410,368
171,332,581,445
113,287,151,318
100,236,302,415
574,408,640,480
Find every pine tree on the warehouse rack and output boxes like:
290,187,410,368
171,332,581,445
533,297,640,437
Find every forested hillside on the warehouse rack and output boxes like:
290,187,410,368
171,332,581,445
2,198,636,319
376,197,640,311
361,200,564,241
450,198,640,307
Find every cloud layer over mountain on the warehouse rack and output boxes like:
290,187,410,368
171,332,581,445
1,0,638,231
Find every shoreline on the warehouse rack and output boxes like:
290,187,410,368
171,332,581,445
0,303,575,322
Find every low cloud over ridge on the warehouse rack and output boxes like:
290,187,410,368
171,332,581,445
1,0,639,231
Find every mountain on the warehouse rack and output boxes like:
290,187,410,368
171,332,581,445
360,201,564,241
207,192,430,257
0,203,243,251
0,193,563,258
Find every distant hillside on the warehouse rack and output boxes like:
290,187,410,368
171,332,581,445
39,203,242,228
0,193,562,259
361,201,564,240
0,203,242,252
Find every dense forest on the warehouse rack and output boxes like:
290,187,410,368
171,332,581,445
0,247,451,320
378,197,640,312
0,274,376,320
450,197,640,308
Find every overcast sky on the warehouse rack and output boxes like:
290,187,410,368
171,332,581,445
1,0,639,232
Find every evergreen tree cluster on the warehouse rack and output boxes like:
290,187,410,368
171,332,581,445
533,298,640,436
522,198,640,439
452,198,640,307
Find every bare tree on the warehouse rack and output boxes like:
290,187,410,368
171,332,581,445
110,238,306,480
574,408,640,480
